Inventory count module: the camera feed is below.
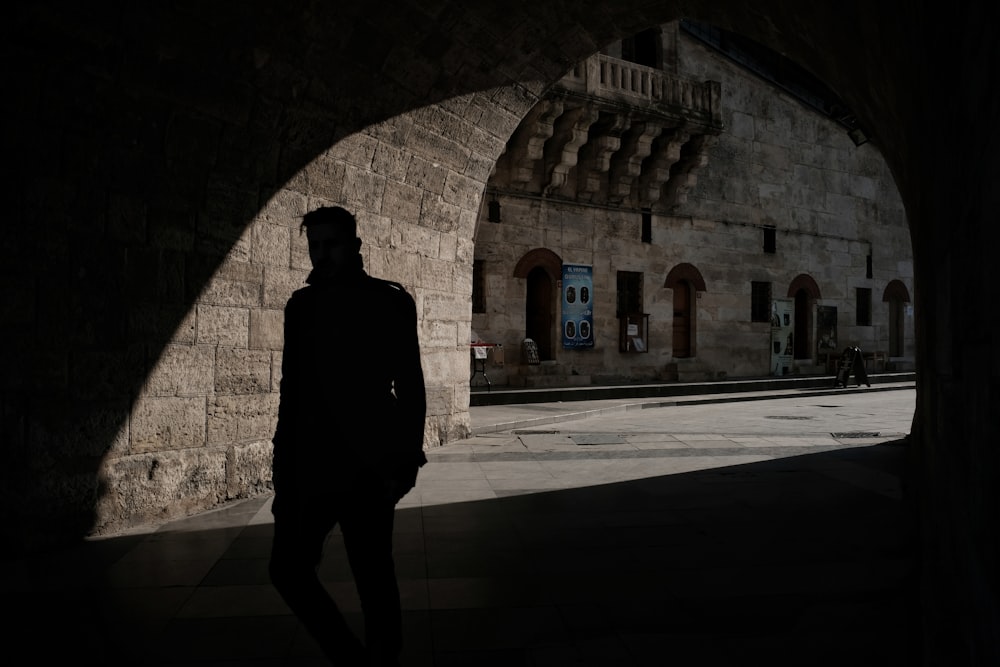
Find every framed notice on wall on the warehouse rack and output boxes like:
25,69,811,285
562,264,594,349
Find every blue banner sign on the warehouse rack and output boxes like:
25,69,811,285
562,264,594,349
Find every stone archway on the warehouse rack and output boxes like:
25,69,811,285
665,263,707,358
4,5,999,660
514,248,563,361
883,279,912,358
787,274,822,361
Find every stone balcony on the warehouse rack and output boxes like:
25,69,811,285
491,54,724,210
560,53,723,128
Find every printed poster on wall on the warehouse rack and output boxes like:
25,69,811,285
816,305,838,357
770,298,794,376
561,263,594,349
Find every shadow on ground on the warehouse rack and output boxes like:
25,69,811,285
10,442,918,666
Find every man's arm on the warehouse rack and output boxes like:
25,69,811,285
393,291,427,467
271,294,303,492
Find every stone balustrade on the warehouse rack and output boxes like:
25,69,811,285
562,53,722,128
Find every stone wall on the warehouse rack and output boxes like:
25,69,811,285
86,101,525,534
471,25,913,384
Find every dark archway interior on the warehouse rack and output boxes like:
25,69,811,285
2,2,998,663
526,266,554,360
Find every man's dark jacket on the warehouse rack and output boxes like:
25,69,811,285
272,260,427,499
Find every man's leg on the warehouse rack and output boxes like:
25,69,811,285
341,489,402,665
270,498,367,663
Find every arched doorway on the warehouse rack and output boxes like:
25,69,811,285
526,267,553,360
514,248,563,362
665,263,707,358
883,280,911,357
787,274,822,361
672,280,692,358
793,288,810,359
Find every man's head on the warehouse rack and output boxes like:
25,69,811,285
301,206,362,274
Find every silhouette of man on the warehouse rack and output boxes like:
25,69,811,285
269,206,427,666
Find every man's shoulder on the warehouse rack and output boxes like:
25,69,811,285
286,285,313,303
365,276,414,301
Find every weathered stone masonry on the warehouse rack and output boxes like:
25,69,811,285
2,4,998,661
472,23,913,386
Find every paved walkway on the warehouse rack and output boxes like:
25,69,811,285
11,383,918,666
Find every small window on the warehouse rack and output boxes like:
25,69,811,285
617,271,643,316
856,287,872,326
866,254,873,279
488,200,501,223
763,226,776,254
751,281,772,322
641,208,652,243
472,260,485,313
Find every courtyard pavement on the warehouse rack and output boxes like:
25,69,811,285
10,382,918,666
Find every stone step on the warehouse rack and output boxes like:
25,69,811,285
666,359,712,382
509,373,592,388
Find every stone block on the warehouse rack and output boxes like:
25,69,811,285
425,385,455,419
408,123,470,169
372,142,411,181
197,223,252,262
423,291,471,322
825,191,857,218
215,347,273,395
196,305,249,347
369,247,421,286
131,395,206,453
358,213,391,249
289,230,311,271
423,319,459,347
455,236,475,264
252,222,291,268
367,116,414,145
144,343,215,397
207,393,280,446
465,151,497,181
271,351,283,391
395,221,441,258
95,447,228,533
730,110,755,139
421,347,467,388
342,163,387,214
263,267,307,308
382,179,423,224
249,308,284,350
258,188,309,226
406,155,448,193
437,232,459,263
335,132,379,168
420,196,463,234
304,157,347,201
127,304,195,344
226,440,273,497
465,124,507,162
200,260,264,307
